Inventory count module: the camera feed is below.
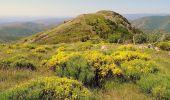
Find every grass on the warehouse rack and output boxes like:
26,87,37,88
0,69,54,93
0,42,170,100
24,10,135,44
94,81,154,100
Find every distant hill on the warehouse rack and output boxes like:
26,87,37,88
24,10,139,44
124,14,170,20
132,16,170,33
0,18,70,42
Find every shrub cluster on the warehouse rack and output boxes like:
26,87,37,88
83,51,122,86
118,44,138,51
45,46,156,87
22,43,37,49
111,51,150,65
33,45,50,53
157,41,170,51
1,77,91,100
0,55,36,70
121,60,157,80
137,74,170,100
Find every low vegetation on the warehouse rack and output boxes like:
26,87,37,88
0,42,169,100
0,77,91,100
0,10,170,100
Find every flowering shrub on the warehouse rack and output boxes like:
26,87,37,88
47,52,95,85
56,46,66,52
22,43,37,49
118,44,138,51
6,49,13,54
47,51,70,70
121,59,157,80
46,51,123,86
0,55,36,70
83,51,123,86
1,77,91,100
111,51,150,65
34,46,47,53
77,42,93,51
45,49,156,86
83,51,123,77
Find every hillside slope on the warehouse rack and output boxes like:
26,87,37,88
132,16,170,32
0,18,69,42
24,10,140,44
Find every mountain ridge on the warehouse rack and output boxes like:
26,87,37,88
132,16,170,33
0,18,70,42
24,10,140,44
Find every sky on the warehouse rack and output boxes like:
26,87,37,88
0,0,170,17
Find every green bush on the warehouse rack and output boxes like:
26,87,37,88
0,55,36,70
137,74,170,99
22,44,37,49
111,51,150,65
1,77,91,100
46,51,123,87
0,59,12,69
107,34,121,43
157,41,170,51
116,26,134,43
12,59,36,70
34,45,50,53
118,44,138,51
121,60,157,80
77,42,93,51
56,55,95,85
134,34,147,44
146,33,160,43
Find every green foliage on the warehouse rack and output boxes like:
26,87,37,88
0,55,36,70
46,50,122,86
0,59,12,69
146,33,161,43
56,54,95,85
107,34,121,43
76,42,93,51
46,47,156,87
12,59,36,70
121,60,157,80
1,77,91,100
0,42,168,100
118,44,138,51
157,41,170,51
23,43,37,49
163,33,170,41
24,10,136,44
33,45,50,53
83,51,123,86
137,74,170,100
134,33,169,44
116,27,134,43
134,34,147,44
86,14,117,39
111,51,150,65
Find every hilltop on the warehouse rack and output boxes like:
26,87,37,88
24,10,140,44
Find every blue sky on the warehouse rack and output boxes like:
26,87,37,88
0,0,169,16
